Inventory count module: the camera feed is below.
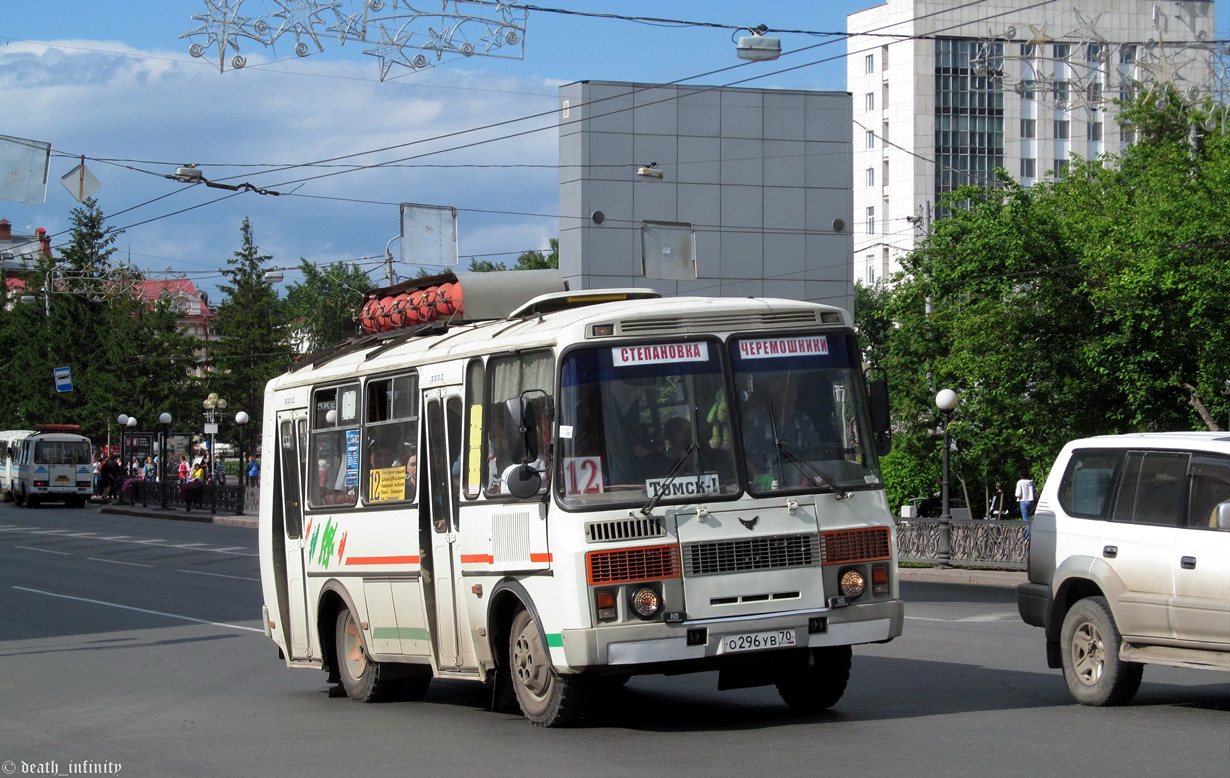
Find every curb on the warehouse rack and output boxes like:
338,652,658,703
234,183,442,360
897,567,1026,588
98,504,257,529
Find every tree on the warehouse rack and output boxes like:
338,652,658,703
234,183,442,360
0,198,201,444
467,239,559,272
866,90,1230,514
284,260,374,353
208,218,295,437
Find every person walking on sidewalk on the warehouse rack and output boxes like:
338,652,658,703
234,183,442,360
1015,471,1037,538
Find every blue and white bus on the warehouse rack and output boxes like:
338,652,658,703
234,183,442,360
11,425,94,508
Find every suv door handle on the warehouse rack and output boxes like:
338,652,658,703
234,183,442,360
1180,556,1197,570
1103,545,1118,558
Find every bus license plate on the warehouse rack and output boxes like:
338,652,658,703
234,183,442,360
55,476,70,482
718,628,796,654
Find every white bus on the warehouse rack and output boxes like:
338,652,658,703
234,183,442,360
259,279,903,726
11,425,94,508
1,429,35,500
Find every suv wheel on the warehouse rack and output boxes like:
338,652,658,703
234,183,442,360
1060,596,1143,706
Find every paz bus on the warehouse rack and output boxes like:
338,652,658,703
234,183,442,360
258,272,903,726
9,425,94,508
1,429,35,500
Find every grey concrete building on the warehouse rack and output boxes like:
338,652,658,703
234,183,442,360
558,80,856,312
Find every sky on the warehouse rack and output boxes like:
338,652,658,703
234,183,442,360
2,1,1227,302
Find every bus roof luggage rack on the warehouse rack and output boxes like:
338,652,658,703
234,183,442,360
357,270,568,336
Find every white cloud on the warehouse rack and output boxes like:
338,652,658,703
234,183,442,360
0,39,563,299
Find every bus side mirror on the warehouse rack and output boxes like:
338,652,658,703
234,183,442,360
504,396,540,464
867,370,891,457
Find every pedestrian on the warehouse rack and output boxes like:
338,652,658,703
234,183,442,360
988,482,1008,520
143,457,155,480
213,456,227,486
1015,471,1037,538
178,454,189,483
246,454,260,486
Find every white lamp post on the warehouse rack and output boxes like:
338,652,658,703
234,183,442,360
935,389,959,565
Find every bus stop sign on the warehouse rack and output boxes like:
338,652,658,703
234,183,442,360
54,366,73,393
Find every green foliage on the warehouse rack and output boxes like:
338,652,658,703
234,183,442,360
467,239,559,272
208,218,295,437
861,90,1230,513
284,259,374,353
0,199,202,443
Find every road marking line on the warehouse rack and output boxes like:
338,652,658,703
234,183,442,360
13,586,263,633
88,557,154,568
178,569,261,582
14,546,70,555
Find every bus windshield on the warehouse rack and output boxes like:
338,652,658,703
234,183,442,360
730,333,881,495
556,340,738,509
34,439,92,465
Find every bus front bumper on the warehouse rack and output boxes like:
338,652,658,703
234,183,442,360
558,599,903,670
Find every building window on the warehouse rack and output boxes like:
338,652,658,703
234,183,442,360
865,254,876,284
1087,43,1105,63
866,206,876,235
1120,44,1136,64
1087,81,1103,104
1052,80,1070,104
866,53,875,74
1052,43,1070,60
1054,120,1070,140
866,92,875,111
1088,122,1103,141
883,159,889,186
1020,43,1035,58
1053,159,1068,177
1121,127,1136,144
933,37,1005,196
1020,158,1036,178
866,167,875,187
866,130,875,149
1021,118,1036,138
1018,80,1036,101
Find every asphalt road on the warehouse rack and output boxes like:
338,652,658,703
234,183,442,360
1,502,1226,778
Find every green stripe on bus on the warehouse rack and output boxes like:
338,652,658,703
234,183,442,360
372,627,431,640
546,633,563,648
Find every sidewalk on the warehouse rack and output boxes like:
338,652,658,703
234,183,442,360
897,566,1026,588
96,499,257,528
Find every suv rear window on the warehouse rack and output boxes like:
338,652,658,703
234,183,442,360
1057,449,1121,519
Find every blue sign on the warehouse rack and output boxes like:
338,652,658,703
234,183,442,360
54,366,73,393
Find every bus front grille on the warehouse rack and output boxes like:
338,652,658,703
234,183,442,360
683,533,819,576
819,527,892,565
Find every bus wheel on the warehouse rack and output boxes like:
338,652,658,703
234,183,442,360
14,488,25,506
508,608,589,727
775,645,851,712
334,606,419,703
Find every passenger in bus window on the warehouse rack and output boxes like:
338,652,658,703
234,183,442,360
403,447,417,501
741,373,821,480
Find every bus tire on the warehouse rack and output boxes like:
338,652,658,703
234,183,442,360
14,487,25,506
775,645,851,712
334,606,423,703
508,608,589,727
1060,597,1143,706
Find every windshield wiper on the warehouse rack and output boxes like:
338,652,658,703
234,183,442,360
640,442,699,516
775,441,851,499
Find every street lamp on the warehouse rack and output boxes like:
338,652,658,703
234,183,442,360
935,389,959,566
202,392,227,468
235,411,249,488
159,412,172,509
117,414,137,474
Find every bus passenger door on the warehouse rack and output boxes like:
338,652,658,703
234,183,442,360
277,412,313,660
422,391,473,672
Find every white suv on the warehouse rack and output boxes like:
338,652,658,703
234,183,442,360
1017,432,1230,705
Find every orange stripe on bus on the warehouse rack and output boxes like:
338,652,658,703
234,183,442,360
530,552,553,563
460,554,495,564
346,555,419,565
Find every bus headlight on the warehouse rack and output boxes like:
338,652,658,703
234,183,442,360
629,585,663,619
838,568,866,599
